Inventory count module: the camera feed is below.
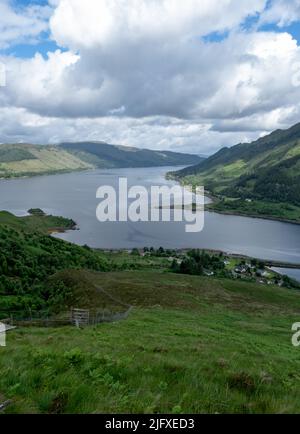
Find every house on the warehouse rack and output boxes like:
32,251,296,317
235,265,248,274
257,269,269,278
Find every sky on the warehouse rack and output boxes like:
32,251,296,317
1,0,300,155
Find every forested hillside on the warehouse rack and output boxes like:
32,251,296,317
0,212,109,317
171,122,300,221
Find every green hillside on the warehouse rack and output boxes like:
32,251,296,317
3,301,300,414
172,122,300,222
59,141,203,168
0,211,110,317
1,211,300,413
0,144,93,178
2,271,300,413
0,142,202,179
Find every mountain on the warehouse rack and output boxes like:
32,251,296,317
0,144,93,178
172,122,300,222
59,141,203,168
0,142,203,178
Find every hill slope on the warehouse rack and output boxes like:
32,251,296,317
172,122,300,222
0,211,110,317
0,144,93,178
59,141,203,168
2,269,300,413
0,142,203,178
1,211,300,413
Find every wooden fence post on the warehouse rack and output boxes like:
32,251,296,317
71,308,90,327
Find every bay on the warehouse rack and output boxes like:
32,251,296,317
0,166,300,265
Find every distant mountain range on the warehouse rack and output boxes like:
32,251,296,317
60,141,204,169
0,142,204,178
172,122,300,223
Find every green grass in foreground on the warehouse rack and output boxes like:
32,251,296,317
1,271,300,414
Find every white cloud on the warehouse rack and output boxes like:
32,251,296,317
1,0,300,154
1,49,80,114
0,106,262,155
0,0,51,49
50,0,266,49
260,0,300,27
3,29,300,121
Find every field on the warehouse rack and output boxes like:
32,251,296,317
2,270,300,414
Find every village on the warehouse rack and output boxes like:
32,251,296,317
121,247,299,289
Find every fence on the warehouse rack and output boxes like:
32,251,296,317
71,308,90,327
0,286,133,328
0,307,133,328
89,306,133,324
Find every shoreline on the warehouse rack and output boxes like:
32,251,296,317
3,167,299,226
97,247,300,270
2,209,300,277
0,167,92,181
169,174,300,226
206,203,300,226
0,163,190,182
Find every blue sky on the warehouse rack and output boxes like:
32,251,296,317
1,0,300,153
3,0,300,59
0,0,58,58
4,38,60,59
11,0,49,7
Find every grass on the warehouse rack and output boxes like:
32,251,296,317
208,198,300,223
178,176,300,224
0,143,202,179
0,210,76,233
2,270,300,414
170,124,300,223
100,251,171,271
0,147,37,163
0,144,92,178
1,211,300,414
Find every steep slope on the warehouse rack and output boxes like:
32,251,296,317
3,269,300,413
59,141,203,168
172,122,300,221
0,211,109,317
0,144,92,178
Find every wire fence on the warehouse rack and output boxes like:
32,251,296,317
0,286,133,328
0,308,133,328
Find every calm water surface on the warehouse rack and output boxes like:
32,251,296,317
271,268,300,283
0,166,300,265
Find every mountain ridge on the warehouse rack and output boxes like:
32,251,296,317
59,141,203,169
171,121,300,222
0,141,203,178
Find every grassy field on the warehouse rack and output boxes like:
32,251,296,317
2,270,300,414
